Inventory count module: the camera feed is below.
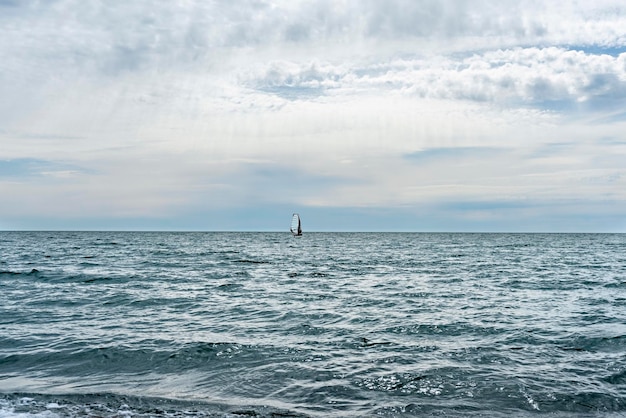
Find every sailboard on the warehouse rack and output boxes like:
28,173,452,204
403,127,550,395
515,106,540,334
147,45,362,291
290,213,302,236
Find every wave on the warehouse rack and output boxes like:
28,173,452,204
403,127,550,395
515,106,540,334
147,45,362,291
0,268,135,284
2,232,626,417
234,259,270,264
0,342,294,377
557,334,626,353
0,392,307,418
2,339,626,417
0,269,42,279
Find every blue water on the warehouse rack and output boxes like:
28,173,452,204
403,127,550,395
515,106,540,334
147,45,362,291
1,232,625,417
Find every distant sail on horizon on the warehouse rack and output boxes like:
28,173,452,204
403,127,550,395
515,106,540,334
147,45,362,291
290,213,302,236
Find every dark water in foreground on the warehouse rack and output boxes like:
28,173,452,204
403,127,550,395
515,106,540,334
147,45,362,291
1,232,625,417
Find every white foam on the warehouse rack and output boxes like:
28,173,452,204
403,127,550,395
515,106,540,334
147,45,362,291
0,399,60,418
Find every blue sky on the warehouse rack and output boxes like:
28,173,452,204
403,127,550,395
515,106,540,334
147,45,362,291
1,1,626,232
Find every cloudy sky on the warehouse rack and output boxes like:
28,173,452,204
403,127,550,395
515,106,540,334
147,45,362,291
1,0,625,231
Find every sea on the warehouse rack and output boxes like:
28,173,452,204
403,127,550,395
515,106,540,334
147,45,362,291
1,231,625,417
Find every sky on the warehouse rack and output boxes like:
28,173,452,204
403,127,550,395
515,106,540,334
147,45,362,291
1,0,626,232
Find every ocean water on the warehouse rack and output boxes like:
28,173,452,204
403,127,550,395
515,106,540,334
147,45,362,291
1,231,625,417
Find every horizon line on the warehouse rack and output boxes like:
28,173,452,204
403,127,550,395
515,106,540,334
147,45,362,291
1,229,624,234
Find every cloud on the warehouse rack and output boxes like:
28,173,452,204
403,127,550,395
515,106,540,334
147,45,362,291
244,48,626,110
3,1,626,78
0,158,89,179
1,0,626,230
404,147,506,163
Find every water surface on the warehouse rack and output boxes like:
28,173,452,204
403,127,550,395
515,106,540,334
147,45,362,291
1,232,625,416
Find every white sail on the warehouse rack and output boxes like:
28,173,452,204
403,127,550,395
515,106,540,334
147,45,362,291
290,213,302,236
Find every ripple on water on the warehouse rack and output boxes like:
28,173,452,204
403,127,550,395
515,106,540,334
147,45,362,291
0,232,625,417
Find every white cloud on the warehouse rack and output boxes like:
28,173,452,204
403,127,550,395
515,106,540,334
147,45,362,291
243,48,626,107
1,0,625,230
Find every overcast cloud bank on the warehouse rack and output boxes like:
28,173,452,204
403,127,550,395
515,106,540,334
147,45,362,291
1,1,625,231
